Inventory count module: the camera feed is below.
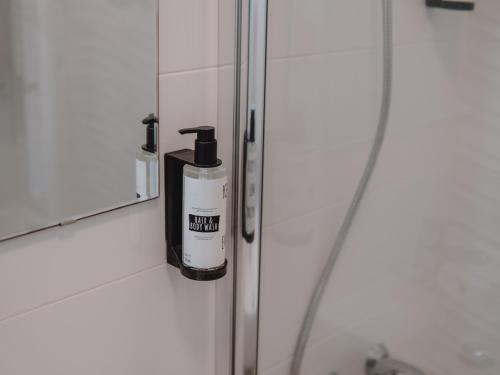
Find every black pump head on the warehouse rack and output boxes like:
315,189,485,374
141,113,158,153
179,126,219,167
179,126,215,141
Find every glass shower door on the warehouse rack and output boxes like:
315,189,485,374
234,0,500,374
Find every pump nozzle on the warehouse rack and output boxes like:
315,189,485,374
179,126,218,167
179,126,215,141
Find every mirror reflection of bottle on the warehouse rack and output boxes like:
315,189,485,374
136,147,158,200
243,109,257,242
136,114,158,200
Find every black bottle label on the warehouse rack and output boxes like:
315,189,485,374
188,214,220,233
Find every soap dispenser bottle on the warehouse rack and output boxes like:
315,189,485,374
179,126,227,271
136,114,158,199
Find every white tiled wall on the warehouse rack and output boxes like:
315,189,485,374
0,1,231,375
258,1,483,374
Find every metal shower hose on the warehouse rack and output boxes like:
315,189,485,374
290,1,393,373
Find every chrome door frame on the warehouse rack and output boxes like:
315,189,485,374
232,0,268,374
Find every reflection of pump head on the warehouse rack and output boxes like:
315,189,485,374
141,113,158,153
426,0,474,11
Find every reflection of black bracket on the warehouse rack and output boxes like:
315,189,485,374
242,135,255,244
242,109,257,243
164,150,227,281
426,0,474,11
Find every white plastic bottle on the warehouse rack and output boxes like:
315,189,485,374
179,127,227,270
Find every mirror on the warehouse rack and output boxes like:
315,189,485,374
0,0,158,241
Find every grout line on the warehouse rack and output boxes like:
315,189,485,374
265,112,463,158
268,37,458,64
159,63,234,78
262,162,450,231
0,262,168,325
262,115,458,229
159,66,219,77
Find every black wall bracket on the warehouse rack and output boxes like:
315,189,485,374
426,0,474,10
164,150,227,281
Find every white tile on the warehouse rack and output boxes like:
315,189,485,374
261,330,372,375
310,278,500,375
259,179,449,371
475,0,500,24
265,50,379,154
159,0,219,73
393,0,465,46
262,41,458,226
215,66,235,167
0,266,216,375
0,201,164,321
267,0,463,60
263,116,452,227
265,42,458,157
259,203,347,371
218,0,237,67
268,0,378,59
159,69,219,153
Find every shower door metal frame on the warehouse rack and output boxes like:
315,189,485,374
232,0,268,374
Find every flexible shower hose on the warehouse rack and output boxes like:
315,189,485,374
290,1,393,374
